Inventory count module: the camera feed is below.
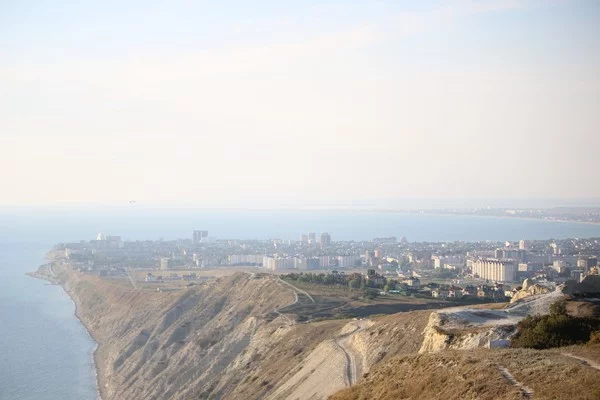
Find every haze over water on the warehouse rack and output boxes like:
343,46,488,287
3,209,600,243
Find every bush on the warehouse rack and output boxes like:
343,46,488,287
511,312,600,349
363,288,380,300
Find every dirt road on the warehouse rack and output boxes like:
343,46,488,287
335,319,373,385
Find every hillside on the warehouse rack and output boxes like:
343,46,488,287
330,286,600,400
50,266,439,400
46,265,600,400
330,346,600,400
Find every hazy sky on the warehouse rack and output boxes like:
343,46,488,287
1,0,599,208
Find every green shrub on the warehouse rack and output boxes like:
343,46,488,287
511,312,600,349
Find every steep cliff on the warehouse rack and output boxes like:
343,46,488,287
59,268,351,400
418,288,568,353
54,266,442,400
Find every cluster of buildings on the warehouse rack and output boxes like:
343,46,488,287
258,254,361,271
145,272,201,282
56,230,600,288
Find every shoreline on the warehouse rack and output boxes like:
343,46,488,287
64,285,106,400
27,268,106,400
402,211,600,227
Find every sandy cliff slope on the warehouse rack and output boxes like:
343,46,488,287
58,266,591,400
54,267,441,400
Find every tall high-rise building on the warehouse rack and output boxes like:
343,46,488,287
308,232,316,245
193,230,208,244
320,232,331,247
494,248,503,259
519,240,527,250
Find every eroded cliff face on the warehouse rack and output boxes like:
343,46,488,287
418,288,568,354
57,267,442,400
60,269,335,400
263,311,433,400
418,312,515,353
348,311,431,367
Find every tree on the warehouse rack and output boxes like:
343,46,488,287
363,288,380,300
349,278,361,289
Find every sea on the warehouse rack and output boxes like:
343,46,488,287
1,208,600,399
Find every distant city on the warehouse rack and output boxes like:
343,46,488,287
54,229,600,302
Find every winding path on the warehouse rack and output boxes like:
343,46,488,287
561,353,600,371
278,277,315,303
334,320,371,386
270,276,315,326
498,365,533,399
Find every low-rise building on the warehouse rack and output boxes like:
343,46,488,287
402,277,421,289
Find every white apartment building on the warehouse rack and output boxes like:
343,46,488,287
228,254,264,265
472,259,516,282
263,256,295,271
337,255,360,268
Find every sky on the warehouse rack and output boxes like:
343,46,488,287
1,0,599,209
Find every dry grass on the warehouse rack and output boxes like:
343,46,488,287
330,347,600,400
330,350,521,400
553,343,600,365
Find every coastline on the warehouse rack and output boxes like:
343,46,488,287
402,211,600,227
27,268,106,400
64,285,106,400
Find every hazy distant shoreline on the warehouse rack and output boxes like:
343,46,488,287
398,211,600,227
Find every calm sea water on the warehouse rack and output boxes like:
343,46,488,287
0,243,98,400
1,209,600,399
